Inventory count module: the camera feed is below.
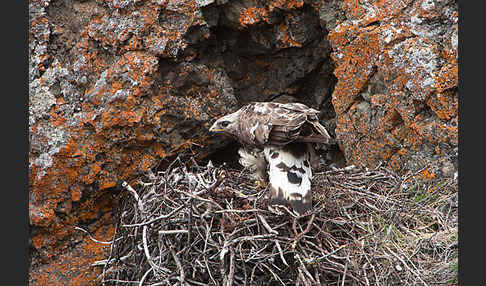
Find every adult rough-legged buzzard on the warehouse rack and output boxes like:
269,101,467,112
209,102,331,214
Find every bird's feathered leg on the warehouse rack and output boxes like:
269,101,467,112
237,148,268,189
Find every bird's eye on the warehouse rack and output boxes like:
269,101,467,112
220,121,230,128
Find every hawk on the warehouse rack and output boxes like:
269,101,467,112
209,102,331,214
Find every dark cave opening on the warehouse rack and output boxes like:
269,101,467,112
203,140,243,169
159,2,346,171
197,4,345,170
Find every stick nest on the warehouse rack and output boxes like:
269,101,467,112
97,157,458,286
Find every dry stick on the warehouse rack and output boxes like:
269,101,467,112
215,209,267,214
305,244,347,263
186,200,193,260
260,263,286,286
292,217,299,238
333,181,399,204
362,264,371,286
202,218,213,254
201,218,217,286
139,268,153,286
282,205,299,218
385,246,429,286
313,263,321,285
257,214,278,235
401,164,430,183
185,279,210,286
74,226,113,245
341,262,348,286
275,241,289,266
229,234,276,246
142,225,159,273
147,282,166,286
225,247,236,286
292,214,316,249
103,279,141,284
123,181,144,213
146,273,179,286
177,189,224,210
249,264,257,285
221,234,272,260
295,253,317,285
101,224,118,285
297,267,311,286
220,248,227,285
170,243,186,285
321,266,365,285
364,254,380,286
158,229,189,235
123,203,187,227
204,256,217,286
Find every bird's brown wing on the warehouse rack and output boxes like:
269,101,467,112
235,102,331,146
268,103,331,145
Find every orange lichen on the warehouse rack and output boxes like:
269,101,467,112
99,177,117,190
421,168,436,180
276,21,302,48
327,0,457,175
328,24,381,115
82,162,102,185
139,153,156,171
434,62,458,93
71,185,83,202
49,106,67,127
239,7,269,27
426,90,457,121
341,0,367,19
268,0,303,11
30,223,115,286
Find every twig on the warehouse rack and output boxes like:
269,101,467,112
123,181,144,213
122,203,187,227
170,242,186,285
341,262,348,286
292,214,316,249
385,246,429,286
139,268,152,286
225,247,236,286
295,253,317,285
275,241,289,266
74,226,113,245
158,229,189,235
258,214,278,235
142,225,159,272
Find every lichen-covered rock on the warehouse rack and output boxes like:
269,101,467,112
29,1,238,284
326,0,458,177
29,0,51,82
28,0,457,284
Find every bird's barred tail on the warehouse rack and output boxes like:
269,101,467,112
263,143,313,214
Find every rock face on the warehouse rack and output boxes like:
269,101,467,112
325,0,458,178
28,0,458,284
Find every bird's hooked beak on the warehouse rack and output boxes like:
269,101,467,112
209,121,224,133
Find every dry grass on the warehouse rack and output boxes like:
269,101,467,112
93,156,458,286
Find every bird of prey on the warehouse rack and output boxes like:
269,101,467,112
209,101,331,214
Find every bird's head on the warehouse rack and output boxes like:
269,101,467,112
209,111,240,135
